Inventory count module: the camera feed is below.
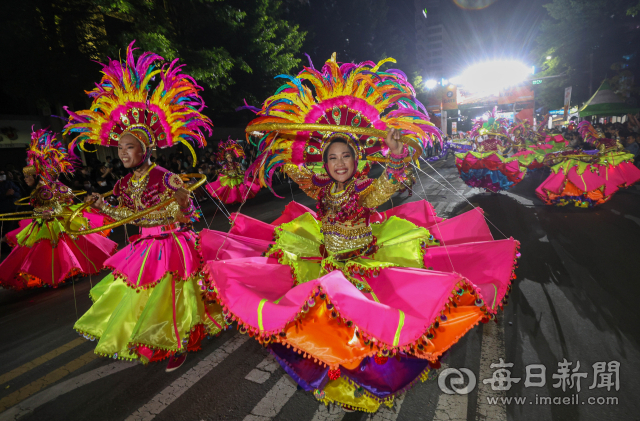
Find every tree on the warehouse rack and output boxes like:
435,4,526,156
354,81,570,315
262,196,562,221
533,0,640,111
0,0,306,126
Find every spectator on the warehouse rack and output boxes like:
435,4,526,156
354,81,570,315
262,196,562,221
624,133,639,158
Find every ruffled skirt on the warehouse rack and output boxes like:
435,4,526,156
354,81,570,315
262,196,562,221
201,200,519,412
73,227,225,362
0,211,117,290
456,152,525,192
205,174,260,204
535,161,640,207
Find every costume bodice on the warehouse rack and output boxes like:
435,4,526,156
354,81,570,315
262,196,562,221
284,165,400,254
101,164,195,227
221,162,243,178
31,181,74,217
478,137,503,152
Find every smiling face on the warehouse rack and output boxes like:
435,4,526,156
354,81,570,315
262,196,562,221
324,140,355,184
118,134,145,168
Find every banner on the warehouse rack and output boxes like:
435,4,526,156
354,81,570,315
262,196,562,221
498,85,535,105
442,85,458,110
451,122,457,135
458,82,534,106
563,86,572,120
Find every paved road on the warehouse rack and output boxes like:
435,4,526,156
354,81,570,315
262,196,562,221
1,157,639,421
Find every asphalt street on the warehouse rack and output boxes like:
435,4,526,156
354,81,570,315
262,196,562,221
0,156,639,421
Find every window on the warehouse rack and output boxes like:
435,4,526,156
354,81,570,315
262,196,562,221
427,35,442,42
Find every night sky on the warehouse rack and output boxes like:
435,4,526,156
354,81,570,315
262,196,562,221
439,0,548,75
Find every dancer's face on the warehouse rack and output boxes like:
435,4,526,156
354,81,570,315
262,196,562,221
325,141,355,184
118,134,145,168
25,174,35,187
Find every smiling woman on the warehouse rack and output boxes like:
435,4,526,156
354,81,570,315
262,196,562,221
64,41,220,373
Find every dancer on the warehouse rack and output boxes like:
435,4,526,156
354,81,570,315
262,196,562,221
455,111,525,192
201,55,520,412
205,138,260,204
64,42,223,371
0,128,117,290
535,121,640,207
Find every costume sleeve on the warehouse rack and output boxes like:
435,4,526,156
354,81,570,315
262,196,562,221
360,145,410,208
283,164,321,200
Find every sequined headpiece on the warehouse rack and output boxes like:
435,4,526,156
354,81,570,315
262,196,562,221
216,138,245,162
239,53,442,191
23,128,75,183
63,41,213,163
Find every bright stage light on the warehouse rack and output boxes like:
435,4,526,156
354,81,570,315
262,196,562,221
546,56,552,60
455,60,533,95
425,79,438,89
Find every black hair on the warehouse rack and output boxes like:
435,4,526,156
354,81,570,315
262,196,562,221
322,137,357,164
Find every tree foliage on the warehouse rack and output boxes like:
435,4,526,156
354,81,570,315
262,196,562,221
0,0,306,125
533,0,640,110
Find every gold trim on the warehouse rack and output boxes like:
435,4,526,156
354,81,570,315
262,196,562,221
245,123,423,162
64,173,207,235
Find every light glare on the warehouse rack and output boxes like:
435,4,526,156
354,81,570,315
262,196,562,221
425,79,438,89
456,60,532,95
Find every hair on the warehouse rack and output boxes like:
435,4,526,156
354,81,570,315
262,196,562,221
322,137,357,164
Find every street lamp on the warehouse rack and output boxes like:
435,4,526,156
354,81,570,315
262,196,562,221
454,60,533,95
546,56,552,60
425,79,437,89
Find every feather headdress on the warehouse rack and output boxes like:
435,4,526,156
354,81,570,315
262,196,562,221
23,128,75,183
63,41,212,162
577,121,602,145
240,53,442,190
216,137,245,162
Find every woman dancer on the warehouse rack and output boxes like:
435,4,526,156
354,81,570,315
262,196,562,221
64,42,223,371
201,55,520,412
0,128,117,290
535,121,640,207
205,138,260,204
455,112,525,192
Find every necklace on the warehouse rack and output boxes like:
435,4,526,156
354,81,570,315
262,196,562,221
132,163,156,184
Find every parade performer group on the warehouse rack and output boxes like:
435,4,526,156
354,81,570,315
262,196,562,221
455,110,526,193
535,121,640,207
64,42,224,371
0,42,523,414
199,54,519,412
205,138,260,204
0,129,117,290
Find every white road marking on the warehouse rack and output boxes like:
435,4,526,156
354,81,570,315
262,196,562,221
371,394,405,421
243,374,298,420
310,403,345,421
624,214,640,227
433,391,467,421
539,235,549,243
245,355,279,384
504,192,535,207
434,202,447,214
126,334,248,421
0,361,136,421
474,320,507,421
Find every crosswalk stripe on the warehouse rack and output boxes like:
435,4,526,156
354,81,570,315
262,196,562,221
245,354,279,384
371,395,405,421
474,320,507,421
243,374,297,420
0,338,85,386
310,404,345,421
125,334,248,421
0,361,135,421
0,350,97,412
433,391,468,421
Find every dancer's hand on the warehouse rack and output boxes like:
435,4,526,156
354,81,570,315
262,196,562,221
385,128,402,155
174,187,190,209
86,193,104,209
